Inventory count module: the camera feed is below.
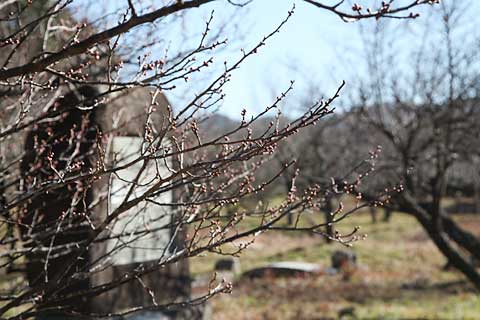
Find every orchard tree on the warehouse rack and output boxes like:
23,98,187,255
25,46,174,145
340,0,480,288
0,0,438,319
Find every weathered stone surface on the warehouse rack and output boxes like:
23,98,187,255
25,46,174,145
88,87,191,316
331,250,357,271
120,303,211,320
214,257,241,274
242,261,321,279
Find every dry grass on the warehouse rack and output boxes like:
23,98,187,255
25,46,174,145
190,210,480,319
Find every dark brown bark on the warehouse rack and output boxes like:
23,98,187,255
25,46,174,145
324,197,334,243
441,214,480,261
417,213,480,290
401,194,480,290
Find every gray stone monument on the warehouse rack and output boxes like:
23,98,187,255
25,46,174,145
89,88,191,318
20,86,192,319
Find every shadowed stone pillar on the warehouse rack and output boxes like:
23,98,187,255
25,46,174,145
20,86,193,319
20,86,99,319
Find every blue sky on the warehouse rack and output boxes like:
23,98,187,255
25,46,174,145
77,0,479,120
175,0,362,119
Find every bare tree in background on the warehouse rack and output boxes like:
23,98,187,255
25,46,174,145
0,0,439,318
343,0,480,289
275,112,364,238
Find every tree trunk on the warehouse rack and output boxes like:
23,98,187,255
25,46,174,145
401,194,480,290
441,214,480,261
324,197,334,243
383,207,392,222
474,174,480,215
416,212,480,290
369,207,377,223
